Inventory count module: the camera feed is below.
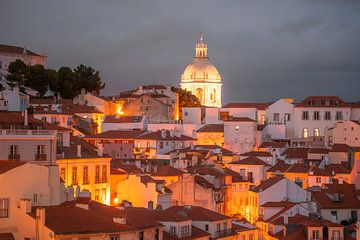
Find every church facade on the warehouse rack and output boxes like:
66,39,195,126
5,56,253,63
180,34,222,108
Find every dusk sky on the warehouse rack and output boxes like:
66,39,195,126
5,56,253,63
1,0,360,104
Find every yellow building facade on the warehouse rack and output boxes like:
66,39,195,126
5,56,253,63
180,34,222,108
57,157,111,205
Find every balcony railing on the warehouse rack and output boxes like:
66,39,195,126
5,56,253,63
215,229,234,238
35,154,47,161
95,177,107,184
8,154,20,160
331,237,343,240
1,130,54,136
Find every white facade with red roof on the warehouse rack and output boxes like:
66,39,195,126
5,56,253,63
294,96,352,139
0,43,46,82
0,161,62,239
326,120,360,147
223,117,257,155
221,102,270,124
0,111,71,164
266,98,295,139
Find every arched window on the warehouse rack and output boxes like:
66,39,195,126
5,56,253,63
314,128,320,137
196,88,203,102
210,89,216,102
303,128,309,138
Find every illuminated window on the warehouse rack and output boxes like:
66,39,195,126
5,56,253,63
196,88,203,102
303,128,309,138
314,128,320,137
101,165,107,182
83,166,89,184
95,165,100,183
71,167,78,185
60,168,66,182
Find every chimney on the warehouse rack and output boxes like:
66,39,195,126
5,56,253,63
36,207,46,226
98,143,104,157
77,145,82,158
283,213,289,225
24,109,28,126
19,199,32,213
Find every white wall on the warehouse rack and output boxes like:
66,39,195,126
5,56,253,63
224,121,257,154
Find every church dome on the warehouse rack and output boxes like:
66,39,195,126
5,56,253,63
181,34,221,83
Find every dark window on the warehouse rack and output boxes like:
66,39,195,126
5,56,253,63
0,199,9,218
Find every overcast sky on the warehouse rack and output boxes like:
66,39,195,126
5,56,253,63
1,0,360,104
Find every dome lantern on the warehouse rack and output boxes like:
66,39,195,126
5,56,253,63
195,33,208,60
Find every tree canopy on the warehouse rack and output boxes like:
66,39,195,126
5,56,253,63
5,60,105,98
172,87,202,118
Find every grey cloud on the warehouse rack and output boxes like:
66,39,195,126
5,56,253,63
0,0,360,103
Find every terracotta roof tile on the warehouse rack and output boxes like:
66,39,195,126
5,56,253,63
311,181,360,209
57,136,101,159
223,117,256,122
259,142,287,148
85,130,144,139
151,166,184,176
282,148,309,159
229,156,270,166
240,151,272,157
0,111,70,131
0,161,26,174
308,148,329,154
166,206,230,221
0,233,15,240
267,160,291,173
136,130,195,141
0,44,43,57
111,161,143,174
196,124,224,133
251,176,284,193
222,102,271,110
295,96,350,108
325,164,351,174
330,144,351,152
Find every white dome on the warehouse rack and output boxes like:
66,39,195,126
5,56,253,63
181,59,221,83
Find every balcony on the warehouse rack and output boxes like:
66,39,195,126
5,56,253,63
35,154,47,161
214,229,235,238
0,130,55,138
8,154,20,160
331,237,343,240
